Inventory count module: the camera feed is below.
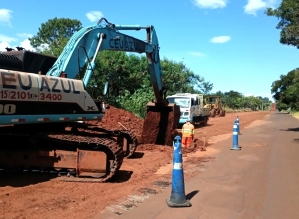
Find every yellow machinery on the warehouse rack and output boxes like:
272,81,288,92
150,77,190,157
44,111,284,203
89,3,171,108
204,96,226,117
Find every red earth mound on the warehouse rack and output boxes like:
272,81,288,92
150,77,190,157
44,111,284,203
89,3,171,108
88,105,180,146
88,105,144,136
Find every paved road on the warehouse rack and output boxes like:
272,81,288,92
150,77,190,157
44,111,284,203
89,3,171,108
100,112,299,219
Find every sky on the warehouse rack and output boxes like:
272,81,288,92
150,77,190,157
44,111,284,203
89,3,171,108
0,0,297,101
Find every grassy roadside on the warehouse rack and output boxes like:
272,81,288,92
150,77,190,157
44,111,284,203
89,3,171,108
290,111,299,119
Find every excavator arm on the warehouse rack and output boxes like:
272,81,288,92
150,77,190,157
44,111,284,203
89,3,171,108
46,18,165,104
46,18,180,145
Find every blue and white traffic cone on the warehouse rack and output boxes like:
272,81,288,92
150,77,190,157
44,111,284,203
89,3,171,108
166,136,192,207
235,116,242,135
231,122,241,150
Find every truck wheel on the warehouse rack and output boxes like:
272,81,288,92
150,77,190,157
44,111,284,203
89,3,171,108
204,118,208,126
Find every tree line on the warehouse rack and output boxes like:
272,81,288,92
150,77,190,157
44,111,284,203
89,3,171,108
7,17,272,118
266,0,299,111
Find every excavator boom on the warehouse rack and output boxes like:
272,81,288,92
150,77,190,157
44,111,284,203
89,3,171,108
45,18,179,145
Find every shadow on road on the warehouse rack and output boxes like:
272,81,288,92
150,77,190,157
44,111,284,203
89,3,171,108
280,127,299,132
186,190,199,200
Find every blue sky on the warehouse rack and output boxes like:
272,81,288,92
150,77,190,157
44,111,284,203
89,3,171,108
0,0,297,101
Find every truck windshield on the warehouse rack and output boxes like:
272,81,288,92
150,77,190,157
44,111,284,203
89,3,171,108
167,97,190,108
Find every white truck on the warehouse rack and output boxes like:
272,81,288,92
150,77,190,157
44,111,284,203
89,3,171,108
166,93,210,126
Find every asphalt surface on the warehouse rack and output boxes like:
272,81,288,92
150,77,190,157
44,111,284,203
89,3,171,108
103,112,299,219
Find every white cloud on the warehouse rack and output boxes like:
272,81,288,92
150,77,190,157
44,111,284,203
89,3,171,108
188,52,206,57
244,0,278,16
19,39,35,51
0,34,17,43
192,0,228,9
0,37,35,52
86,11,104,22
0,9,12,26
210,36,231,43
0,34,16,52
35,43,49,52
17,33,33,38
0,41,10,52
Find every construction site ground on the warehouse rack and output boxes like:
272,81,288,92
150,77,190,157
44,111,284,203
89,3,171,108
0,109,271,219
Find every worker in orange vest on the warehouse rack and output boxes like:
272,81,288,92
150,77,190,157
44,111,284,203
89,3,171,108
182,119,194,147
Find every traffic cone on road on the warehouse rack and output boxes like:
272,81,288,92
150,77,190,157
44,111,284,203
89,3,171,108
166,136,192,207
231,122,241,150
235,116,242,135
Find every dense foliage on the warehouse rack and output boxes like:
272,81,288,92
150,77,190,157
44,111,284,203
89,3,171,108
266,0,299,48
266,0,299,111
29,17,82,56
208,91,270,111
28,18,271,118
271,69,299,111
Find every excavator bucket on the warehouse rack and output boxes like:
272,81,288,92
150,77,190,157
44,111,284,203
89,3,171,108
141,102,180,146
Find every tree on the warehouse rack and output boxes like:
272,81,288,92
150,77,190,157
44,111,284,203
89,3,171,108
86,51,142,106
265,0,299,48
29,17,82,55
271,68,299,110
199,81,213,95
222,90,243,108
161,58,204,95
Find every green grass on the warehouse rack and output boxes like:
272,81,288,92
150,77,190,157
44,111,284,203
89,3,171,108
290,111,299,117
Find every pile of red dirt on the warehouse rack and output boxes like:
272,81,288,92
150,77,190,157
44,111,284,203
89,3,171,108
88,105,180,146
87,105,144,136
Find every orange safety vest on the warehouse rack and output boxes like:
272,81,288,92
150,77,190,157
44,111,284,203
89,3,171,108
182,123,194,137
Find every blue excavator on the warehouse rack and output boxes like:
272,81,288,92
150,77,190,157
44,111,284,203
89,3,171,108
0,18,180,182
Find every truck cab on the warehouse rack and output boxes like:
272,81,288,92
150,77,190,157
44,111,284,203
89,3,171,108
166,93,210,126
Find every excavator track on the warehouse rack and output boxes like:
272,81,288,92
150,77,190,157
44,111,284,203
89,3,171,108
0,124,124,183
43,131,123,183
74,123,138,158
116,129,137,158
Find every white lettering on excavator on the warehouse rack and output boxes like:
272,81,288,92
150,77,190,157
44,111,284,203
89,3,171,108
108,38,144,51
1,72,32,90
0,72,80,94
40,77,80,94
0,104,16,114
